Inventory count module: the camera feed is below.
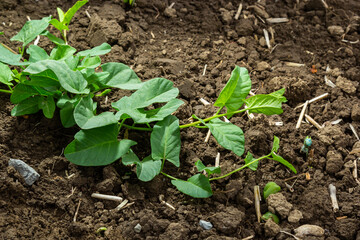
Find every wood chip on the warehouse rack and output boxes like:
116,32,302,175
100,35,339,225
266,18,289,24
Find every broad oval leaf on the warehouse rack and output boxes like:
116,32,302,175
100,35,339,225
11,16,51,46
60,101,77,128
77,56,101,70
11,96,42,116
0,62,14,86
50,45,77,60
270,152,297,174
24,60,89,94
26,45,49,63
151,115,181,167
171,174,213,198
64,124,136,166
136,156,162,182
101,62,142,90
77,43,111,57
244,152,259,171
10,84,39,104
0,44,22,65
39,96,56,119
263,182,281,200
74,95,118,129
195,160,221,175
214,66,251,112
205,118,245,157
244,94,284,115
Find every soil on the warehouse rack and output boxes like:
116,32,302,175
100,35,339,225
1,0,360,239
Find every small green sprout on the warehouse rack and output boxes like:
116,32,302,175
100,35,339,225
263,182,281,200
123,0,135,6
261,212,280,224
96,227,107,234
300,136,312,155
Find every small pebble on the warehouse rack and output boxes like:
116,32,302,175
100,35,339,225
199,220,213,230
8,158,40,185
134,223,142,233
327,25,344,37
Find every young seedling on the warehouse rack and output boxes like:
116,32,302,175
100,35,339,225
0,3,297,198
300,136,312,155
263,182,281,200
261,212,280,224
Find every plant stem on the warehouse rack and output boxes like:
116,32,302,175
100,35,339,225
161,171,179,180
0,89,12,94
209,154,271,181
122,123,152,131
118,119,126,131
215,106,223,115
180,108,247,129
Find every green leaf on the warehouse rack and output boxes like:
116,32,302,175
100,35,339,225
244,152,259,171
57,7,65,22
244,94,284,115
0,62,14,86
26,45,49,63
65,55,80,70
10,84,39,104
27,70,60,88
261,212,280,224
269,88,287,103
214,66,251,112
77,43,111,57
64,124,136,166
270,153,297,174
151,115,181,167
0,32,3,35
136,156,162,182
272,136,280,153
136,99,184,123
11,16,51,46
60,101,77,127
24,60,89,94
38,96,55,118
41,31,65,45
122,149,140,165
171,174,212,198
195,160,221,175
77,56,101,70
74,95,118,129
205,118,245,156
101,62,142,90
0,44,22,65
11,96,41,116
63,0,89,26
50,45,77,60
264,182,281,200
49,19,69,32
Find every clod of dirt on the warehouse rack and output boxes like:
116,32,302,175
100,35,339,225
266,193,293,219
327,26,345,37
235,19,254,36
87,14,123,46
317,125,349,148
288,209,303,223
334,219,360,239
219,8,233,25
209,206,245,234
264,218,280,237
68,222,89,237
159,223,190,240
294,224,324,238
97,2,126,24
336,76,357,94
256,61,271,71
326,150,343,174
351,104,360,121
304,0,326,11
164,8,177,18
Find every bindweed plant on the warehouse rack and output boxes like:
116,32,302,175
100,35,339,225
0,2,297,198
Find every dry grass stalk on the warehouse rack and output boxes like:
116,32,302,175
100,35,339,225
305,114,322,130
234,3,243,20
254,186,261,223
73,199,81,222
296,100,308,129
91,193,123,202
284,62,305,67
295,93,329,109
266,18,289,24
349,124,360,141
329,184,339,212
215,152,220,167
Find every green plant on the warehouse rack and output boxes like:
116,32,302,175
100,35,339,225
0,2,297,198
263,182,281,200
261,212,279,224
123,0,135,6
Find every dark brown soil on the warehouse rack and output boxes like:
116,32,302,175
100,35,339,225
1,0,360,239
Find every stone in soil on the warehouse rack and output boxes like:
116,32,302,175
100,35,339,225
266,193,293,219
8,159,40,186
327,26,345,37
294,224,324,238
288,209,303,223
